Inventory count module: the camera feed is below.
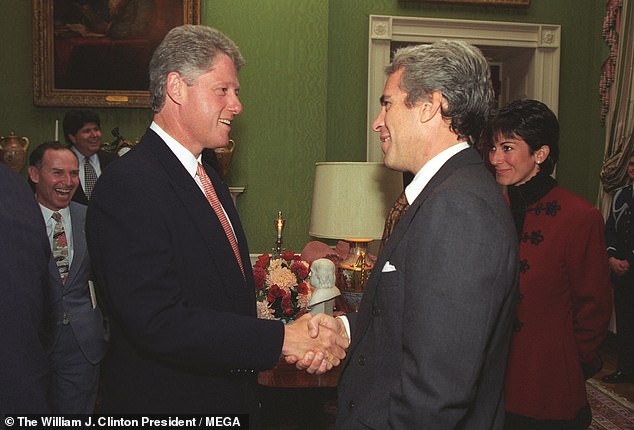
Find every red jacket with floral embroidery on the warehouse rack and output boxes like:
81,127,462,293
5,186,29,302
504,185,612,420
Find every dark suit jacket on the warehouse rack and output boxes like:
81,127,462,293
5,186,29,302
86,129,284,414
71,150,117,205
0,164,50,413
45,202,107,364
337,148,519,429
606,183,634,264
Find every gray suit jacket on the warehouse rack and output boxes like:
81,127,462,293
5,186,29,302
337,148,519,429
46,202,107,364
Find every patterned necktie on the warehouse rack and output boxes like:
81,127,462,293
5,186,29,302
84,156,98,199
379,191,410,252
196,163,245,279
52,211,70,282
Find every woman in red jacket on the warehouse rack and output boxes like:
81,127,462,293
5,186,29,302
483,99,612,429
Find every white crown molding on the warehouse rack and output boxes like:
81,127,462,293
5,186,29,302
367,15,561,161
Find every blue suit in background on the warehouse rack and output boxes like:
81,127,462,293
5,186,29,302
0,163,50,414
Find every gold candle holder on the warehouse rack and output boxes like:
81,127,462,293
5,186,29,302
272,211,286,258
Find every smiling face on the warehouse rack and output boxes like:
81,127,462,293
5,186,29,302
488,133,547,186
28,148,79,211
371,68,425,174
68,122,102,157
177,53,243,156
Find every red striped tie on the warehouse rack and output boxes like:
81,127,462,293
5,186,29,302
197,163,245,279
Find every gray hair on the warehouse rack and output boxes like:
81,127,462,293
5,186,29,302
149,25,245,112
387,40,494,145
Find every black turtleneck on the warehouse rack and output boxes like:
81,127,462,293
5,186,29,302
507,171,557,239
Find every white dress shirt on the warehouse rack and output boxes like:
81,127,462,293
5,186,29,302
149,121,236,236
404,141,469,204
70,146,102,188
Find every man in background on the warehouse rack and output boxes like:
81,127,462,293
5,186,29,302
0,163,50,414
86,25,347,421
28,142,108,413
63,109,117,205
603,153,634,384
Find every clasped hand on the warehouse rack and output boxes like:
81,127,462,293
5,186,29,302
282,313,349,375
609,256,630,276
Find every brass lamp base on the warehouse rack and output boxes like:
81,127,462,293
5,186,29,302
340,240,373,311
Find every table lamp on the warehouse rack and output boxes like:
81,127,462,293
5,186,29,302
309,162,403,308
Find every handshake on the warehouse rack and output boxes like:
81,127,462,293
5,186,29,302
282,313,349,375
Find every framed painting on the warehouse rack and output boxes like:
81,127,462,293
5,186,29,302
32,0,201,108
416,0,529,5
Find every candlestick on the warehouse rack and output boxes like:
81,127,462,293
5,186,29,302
273,211,286,257
275,211,285,240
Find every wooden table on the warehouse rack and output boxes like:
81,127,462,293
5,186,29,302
258,358,340,388
258,359,340,429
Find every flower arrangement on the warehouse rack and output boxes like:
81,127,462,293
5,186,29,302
253,251,312,323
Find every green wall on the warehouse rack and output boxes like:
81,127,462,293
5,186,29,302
1,0,608,253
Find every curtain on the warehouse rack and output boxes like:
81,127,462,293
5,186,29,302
598,0,634,215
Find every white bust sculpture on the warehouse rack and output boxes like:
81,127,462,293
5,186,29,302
308,258,341,316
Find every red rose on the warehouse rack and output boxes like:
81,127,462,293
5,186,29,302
267,284,285,302
254,253,270,269
297,281,310,295
291,261,309,279
281,250,297,261
253,267,266,290
281,293,294,316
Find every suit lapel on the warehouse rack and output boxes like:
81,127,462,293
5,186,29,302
203,161,255,286
348,148,478,354
147,132,250,293
64,203,85,285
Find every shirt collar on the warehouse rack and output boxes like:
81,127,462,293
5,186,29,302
39,203,71,222
405,142,470,204
70,145,95,163
150,121,202,179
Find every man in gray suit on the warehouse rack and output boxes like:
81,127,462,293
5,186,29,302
304,40,519,429
28,142,108,413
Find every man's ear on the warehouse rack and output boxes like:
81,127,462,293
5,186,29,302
419,91,443,124
27,166,39,184
166,72,185,105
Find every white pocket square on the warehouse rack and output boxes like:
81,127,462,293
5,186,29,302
382,261,397,272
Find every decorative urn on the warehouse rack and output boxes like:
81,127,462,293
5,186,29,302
0,131,30,173
213,139,235,180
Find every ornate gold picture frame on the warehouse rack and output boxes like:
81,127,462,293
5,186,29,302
32,0,200,108
421,0,529,5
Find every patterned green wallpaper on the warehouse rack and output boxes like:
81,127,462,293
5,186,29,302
0,0,608,253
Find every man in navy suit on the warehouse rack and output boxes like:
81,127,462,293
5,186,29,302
28,142,108,413
0,163,50,414
63,110,117,205
603,154,634,384
86,25,347,420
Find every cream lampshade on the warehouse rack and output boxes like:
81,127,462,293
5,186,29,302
309,162,403,307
